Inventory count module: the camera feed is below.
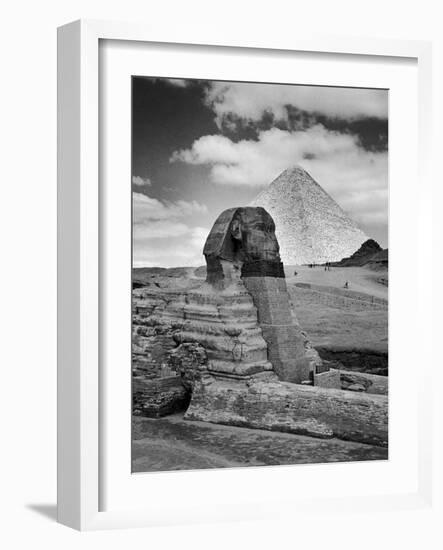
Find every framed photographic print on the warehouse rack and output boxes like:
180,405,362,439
57,19,433,530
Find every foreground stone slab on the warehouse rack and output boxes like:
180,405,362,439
185,377,388,447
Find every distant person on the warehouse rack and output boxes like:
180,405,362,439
344,281,349,289
294,270,298,276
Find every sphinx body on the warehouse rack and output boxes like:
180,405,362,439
202,206,321,384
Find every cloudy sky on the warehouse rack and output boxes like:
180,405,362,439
132,77,388,267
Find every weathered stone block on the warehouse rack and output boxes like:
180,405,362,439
313,368,341,389
167,342,208,390
243,276,319,383
185,377,388,447
133,376,189,418
340,371,388,395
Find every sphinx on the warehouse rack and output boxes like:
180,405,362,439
202,206,323,384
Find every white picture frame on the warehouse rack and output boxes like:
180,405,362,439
57,19,433,531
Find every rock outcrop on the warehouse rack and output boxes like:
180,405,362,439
332,238,382,267
366,248,388,271
250,166,368,265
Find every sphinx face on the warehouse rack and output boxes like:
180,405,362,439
231,207,280,262
204,206,284,286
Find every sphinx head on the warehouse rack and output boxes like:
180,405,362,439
203,207,284,288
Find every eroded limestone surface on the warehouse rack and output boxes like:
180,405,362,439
132,415,388,473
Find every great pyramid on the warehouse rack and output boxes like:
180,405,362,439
250,166,368,265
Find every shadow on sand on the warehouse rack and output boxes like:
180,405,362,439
26,504,57,522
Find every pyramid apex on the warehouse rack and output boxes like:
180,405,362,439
281,164,307,174
273,164,314,182
266,165,316,190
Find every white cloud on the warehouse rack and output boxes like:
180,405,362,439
205,82,388,126
166,78,189,87
133,193,207,222
133,226,208,267
133,193,209,267
171,125,387,230
132,175,151,187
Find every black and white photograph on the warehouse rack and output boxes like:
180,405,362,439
4,1,439,544
131,76,389,472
